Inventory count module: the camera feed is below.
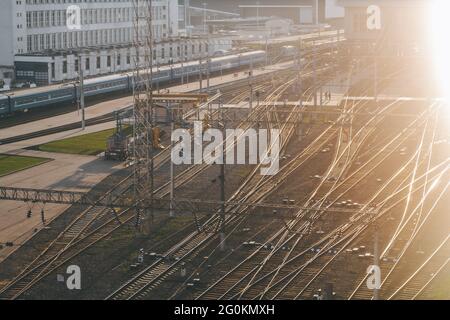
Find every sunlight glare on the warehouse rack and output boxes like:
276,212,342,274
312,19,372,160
429,0,450,103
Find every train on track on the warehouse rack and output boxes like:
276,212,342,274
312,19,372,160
0,50,266,117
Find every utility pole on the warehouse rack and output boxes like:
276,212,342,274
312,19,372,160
315,0,319,25
185,0,190,36
374,48,378,104
78,53,85,130
297,39,302,93
203,2,207,35
132,0,155,232
207,56,210,92
297,43,303,141
206,39,210,92
265,35,269,67
335,29,340,78
219,97,226,252
181,44,184,85
249,83,254,111
373,222,380,300
313,42,318,109
157,63,160,93
320,86,323,107
186,40,190,85
256,1,260,28
199,54,203,92
249,56,254,110
169,103,175,218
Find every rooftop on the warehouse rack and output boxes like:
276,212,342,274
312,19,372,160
337,0,428,7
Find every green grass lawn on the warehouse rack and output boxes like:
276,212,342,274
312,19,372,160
37,127,131,156
0,154,51,177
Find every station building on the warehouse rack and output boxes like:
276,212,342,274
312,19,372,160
187,0,345,25
338,0,428,55
0,0,231,87
188,0,323,24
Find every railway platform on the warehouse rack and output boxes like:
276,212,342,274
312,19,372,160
0,60,296,143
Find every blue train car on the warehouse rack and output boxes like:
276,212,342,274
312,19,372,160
0,50,267,117
0,96,11,115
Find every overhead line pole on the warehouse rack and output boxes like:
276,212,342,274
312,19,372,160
78,53,85,130
219,96,226,251
132,0,155,232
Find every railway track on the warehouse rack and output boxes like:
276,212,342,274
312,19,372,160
388,237,449,300
104,76,306,300
103,61,340,300
237,154,448,300
189,71,377,297
106,64,344,300
259,105,445,300
0,52,342,300
189,70,439,300
290,114,448,300
0,67,298,300
345,106,449,300
105,62,396,300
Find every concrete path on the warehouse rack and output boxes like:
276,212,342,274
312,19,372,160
0,149,122,262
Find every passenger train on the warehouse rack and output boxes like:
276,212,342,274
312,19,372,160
0,50,266,117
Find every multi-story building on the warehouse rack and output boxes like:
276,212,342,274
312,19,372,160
0,0,231,86
188,0,330,25
338,0,428,54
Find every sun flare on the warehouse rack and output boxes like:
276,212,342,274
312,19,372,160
429,0,450,103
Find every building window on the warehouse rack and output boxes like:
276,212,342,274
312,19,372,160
27,35,32,51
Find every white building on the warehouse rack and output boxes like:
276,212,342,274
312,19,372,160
0,0,231,86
